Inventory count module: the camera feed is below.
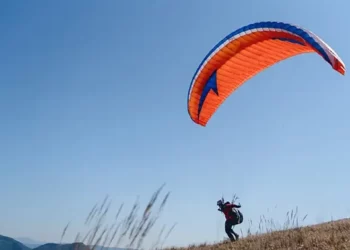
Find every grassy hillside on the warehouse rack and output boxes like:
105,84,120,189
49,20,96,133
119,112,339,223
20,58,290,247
3,218,350,250
54,187,349,250
5,187,349,250
166,219,350,250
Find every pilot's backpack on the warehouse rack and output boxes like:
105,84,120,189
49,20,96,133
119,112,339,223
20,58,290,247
231,207,243,224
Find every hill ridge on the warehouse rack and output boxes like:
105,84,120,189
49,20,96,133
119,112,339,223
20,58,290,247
165,218,350,250
0,235,31,250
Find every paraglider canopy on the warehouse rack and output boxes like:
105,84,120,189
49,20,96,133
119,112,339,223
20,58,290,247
187,21,346,127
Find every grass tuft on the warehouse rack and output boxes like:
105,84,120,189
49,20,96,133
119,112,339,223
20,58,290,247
60,184,174,250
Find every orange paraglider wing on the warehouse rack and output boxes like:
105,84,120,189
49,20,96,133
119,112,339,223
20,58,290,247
187,21,346,126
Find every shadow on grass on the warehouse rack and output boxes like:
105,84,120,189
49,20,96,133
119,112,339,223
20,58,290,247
60,184,176,250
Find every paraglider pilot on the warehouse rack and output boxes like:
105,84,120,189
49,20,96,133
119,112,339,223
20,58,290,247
217,199,243,242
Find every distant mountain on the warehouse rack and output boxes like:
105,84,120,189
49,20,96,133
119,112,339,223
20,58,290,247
15,237,45,248
33,242,91,250
4,234,128,250
33,243,127,250
15,237,43,245
0,235,31,250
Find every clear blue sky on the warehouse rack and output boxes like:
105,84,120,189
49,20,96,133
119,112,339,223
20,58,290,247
1,0,349,248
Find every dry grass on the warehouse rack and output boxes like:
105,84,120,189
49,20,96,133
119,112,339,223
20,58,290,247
59,184,176,250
